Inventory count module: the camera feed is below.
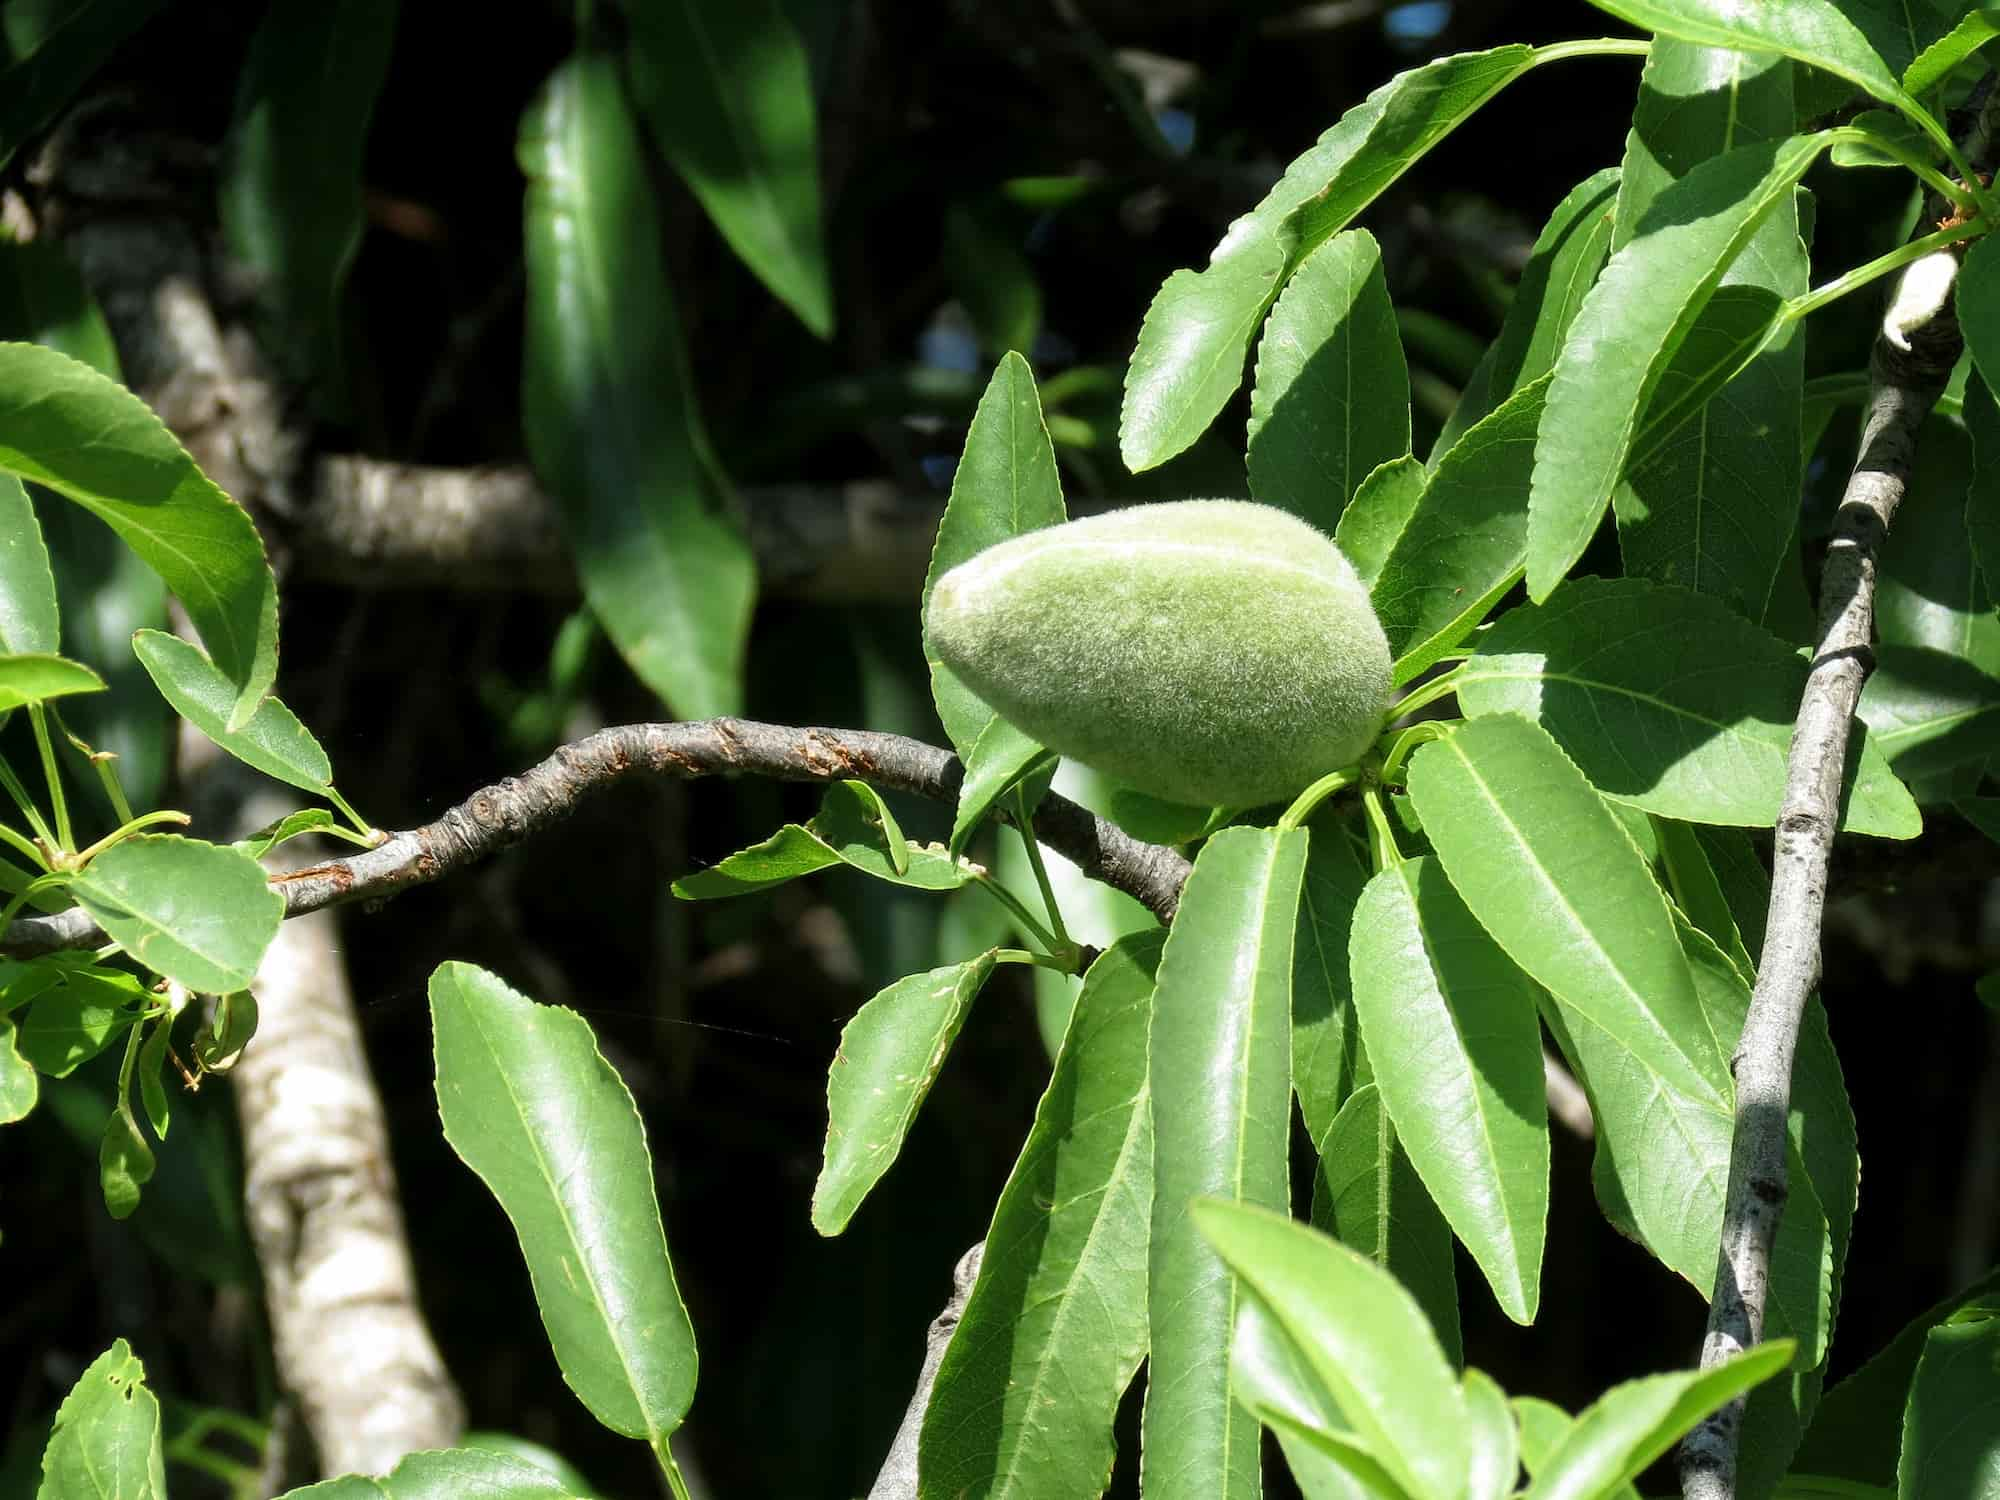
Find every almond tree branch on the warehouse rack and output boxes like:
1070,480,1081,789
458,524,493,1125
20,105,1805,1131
1681,85,2000,1500
1,719,1193,959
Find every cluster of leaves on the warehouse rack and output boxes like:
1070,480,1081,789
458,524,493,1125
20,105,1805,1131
14,1,2000,1498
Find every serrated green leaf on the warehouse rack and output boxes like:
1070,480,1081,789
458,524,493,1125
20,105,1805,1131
520,54,755,719
1796,1267,2000,1488
1193,1199,1468,1500
1611,43,1805,624
1463,1368,1519,1500
918,932,1160,1499
1905,8,2000,95
133,629,332,793
234,807,341,860
1246,229,1410,532
0,342,277,727
1878,415,2000,672
1119,45,1539,472
948,717,1052,859
1374,373,1548,685
1349,857,1548,1324
1521,1343,1795,1500
813,953,996,1235
1897,1314,2000,1500
1434,167,1620,460
1526,134,1826,598
430,962,696,1442
69,835,282,994
1579,0,1913,114
0,473,56,654
923,353,1066,760
1407,714,1715,1101
1310,1084,1461,1368
219,0,396,382
35,1339,166,1499
1145,825,1306,1500
1334,456,1428,589
1458,576,1921,836
0,651,102,710
623,0,832,337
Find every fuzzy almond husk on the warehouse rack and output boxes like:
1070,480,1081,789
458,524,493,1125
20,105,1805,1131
927,500,1392,807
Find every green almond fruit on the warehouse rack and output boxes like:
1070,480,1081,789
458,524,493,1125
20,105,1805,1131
927,499,1393,808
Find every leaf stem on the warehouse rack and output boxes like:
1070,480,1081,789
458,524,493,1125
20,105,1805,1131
324,786,378,841
1277,767,1357,831
70,810,192,869
975,870,1063,957
1378,721,1452,787
1827,123,1977,213
1529,37,1652,65
0,820,48,871
51,709,136,827
1392,664,1466,720
1784,219,1987,325
994,946,1084,973
1361,785,1401,871
1013,785,1072,949
0,754,56,850
655,1436,693,1500
28,705,71,853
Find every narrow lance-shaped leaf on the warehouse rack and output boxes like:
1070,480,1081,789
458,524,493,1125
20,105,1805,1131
133,629,333,795
1120,45,1540,472
1374,373,1549,686
1578,0,1913,114
1246,228,1410,532
1228,1295,1381,1500
673,780,974,899
812,952,998,1236
920,932,1162,1499
1458,576,1920,836
219,0,397,381
1432,166,1620,458
520,54,756,719
1527,133,1827,599
0,342,278,726
431,962,697,1445
1145,825,1306,1500
35,1339,167,1500
1611,42,1805,623
1193,1199,1469,1500
0,472,56,654
622,0,833,337
1348,856,1549,1325
1310,1083,1462,1368
923,352,1066,761
1906,10,2000,97
1521,1343,1796,1500
1292,807,1373,1141
1406,714,1718,1100
0,652,103,711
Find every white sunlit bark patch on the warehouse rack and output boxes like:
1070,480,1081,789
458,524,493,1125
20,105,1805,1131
1883,249,1961,351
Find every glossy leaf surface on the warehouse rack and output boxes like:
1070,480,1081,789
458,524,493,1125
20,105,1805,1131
1896,1312,2000,1500
0,652,102,710
1527,134,1824,598
0,342,277,726
1349,857,1548,1324
219,0,396,379
673,780,974,898
919,933,1161,1499
814,953,997,1236
1458,576,1920,835
1194,1199,1468,1500
623,0,833,336
1145,826,1305,1500
0,473,55,654
133,629,332,794
431,962,696,1442
1120,46,1538,471
1246,229,1410,532
520,55,755,719
1292,809,1373,1142
69,836,282,994
277,1446,584,1498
